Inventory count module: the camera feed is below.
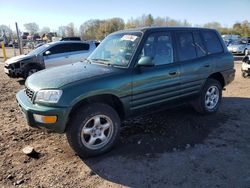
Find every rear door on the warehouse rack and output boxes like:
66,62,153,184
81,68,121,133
176,31,212,98
68,43,92,62
131,31,181,111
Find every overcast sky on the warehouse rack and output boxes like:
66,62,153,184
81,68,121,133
0,0,249,31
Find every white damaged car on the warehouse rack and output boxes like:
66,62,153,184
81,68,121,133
242,50,250,78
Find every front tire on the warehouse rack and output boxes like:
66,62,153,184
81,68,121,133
23,66,41,79
192,78,222,114
242,71,248,78
66,103,121,158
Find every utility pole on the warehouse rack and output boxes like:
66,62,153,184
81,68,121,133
105,20,107,38
15,22,23,54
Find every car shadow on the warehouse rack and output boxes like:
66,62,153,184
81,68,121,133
82,97,250,187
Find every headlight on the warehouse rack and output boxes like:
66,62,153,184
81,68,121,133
35,90,62,103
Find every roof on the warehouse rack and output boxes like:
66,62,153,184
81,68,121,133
113,26,216,34
47,40,90,46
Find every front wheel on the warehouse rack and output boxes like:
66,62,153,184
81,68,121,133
23,66,41,79
192,78,222,114
242,71,248,78
66,103,121,158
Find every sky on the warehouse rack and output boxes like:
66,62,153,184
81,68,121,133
0,0,249,32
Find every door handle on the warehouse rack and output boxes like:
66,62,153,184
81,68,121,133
204,64,210,68
169,71,179,76
65,56,69,58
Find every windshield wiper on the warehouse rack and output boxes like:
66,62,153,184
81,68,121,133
91,58,109,62
91,58,113,66
84,59,92,64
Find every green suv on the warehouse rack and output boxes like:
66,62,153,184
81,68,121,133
16,27,235,158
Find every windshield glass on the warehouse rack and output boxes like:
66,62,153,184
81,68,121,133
88,32,142,67
230,41,246,45
28,44,50,56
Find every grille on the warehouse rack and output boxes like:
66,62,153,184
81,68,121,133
25,87,34,100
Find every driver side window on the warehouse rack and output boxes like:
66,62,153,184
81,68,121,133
140,32,173,65
46,44,68,55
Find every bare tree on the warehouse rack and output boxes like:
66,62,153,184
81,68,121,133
79,19,102,40
40,26,50,36
204,22,222,30
66,23,76,37
79,18,124,40
145,14,154,27
58,26,67,37
24,22,39,34
0,25,12,36
0,25,13,43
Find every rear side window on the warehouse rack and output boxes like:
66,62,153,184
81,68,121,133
176,32,196,61
49,43,89,55
202,31,223,54
71,43,90,51
49,44,69,54
193,32,206,57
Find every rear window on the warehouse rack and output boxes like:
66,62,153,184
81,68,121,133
202,31,223,54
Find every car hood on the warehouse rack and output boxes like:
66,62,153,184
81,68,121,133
5,54,33,65
26,62,118,91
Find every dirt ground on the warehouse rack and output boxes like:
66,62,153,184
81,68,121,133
0,57,250,187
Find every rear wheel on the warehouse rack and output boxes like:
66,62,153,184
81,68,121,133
66,103,121,158
192,78,222,114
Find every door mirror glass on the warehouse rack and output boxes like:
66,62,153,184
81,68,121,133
44,50,51,56
137,56,154,67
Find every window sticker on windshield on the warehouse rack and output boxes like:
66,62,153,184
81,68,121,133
121,35,138,41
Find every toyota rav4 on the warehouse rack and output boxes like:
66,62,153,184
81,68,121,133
16,27,235,158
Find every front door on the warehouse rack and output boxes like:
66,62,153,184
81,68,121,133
43,43,72,68
131,31,181,111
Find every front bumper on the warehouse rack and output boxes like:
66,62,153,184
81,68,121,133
4,63,23,78
16,89,69,133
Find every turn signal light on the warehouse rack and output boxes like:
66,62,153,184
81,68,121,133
33,114,57,124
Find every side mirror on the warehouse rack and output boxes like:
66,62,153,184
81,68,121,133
44,50,51,56
137,56,154,67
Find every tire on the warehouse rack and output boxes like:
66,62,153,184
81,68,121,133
192,78,222,114
23,66,41,79
242,71,248,78
66,103,121,158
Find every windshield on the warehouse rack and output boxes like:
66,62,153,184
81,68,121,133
230,41,246,45
88,32,142,67
27,44,50,56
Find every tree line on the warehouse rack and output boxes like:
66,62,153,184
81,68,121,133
1,14,250,41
